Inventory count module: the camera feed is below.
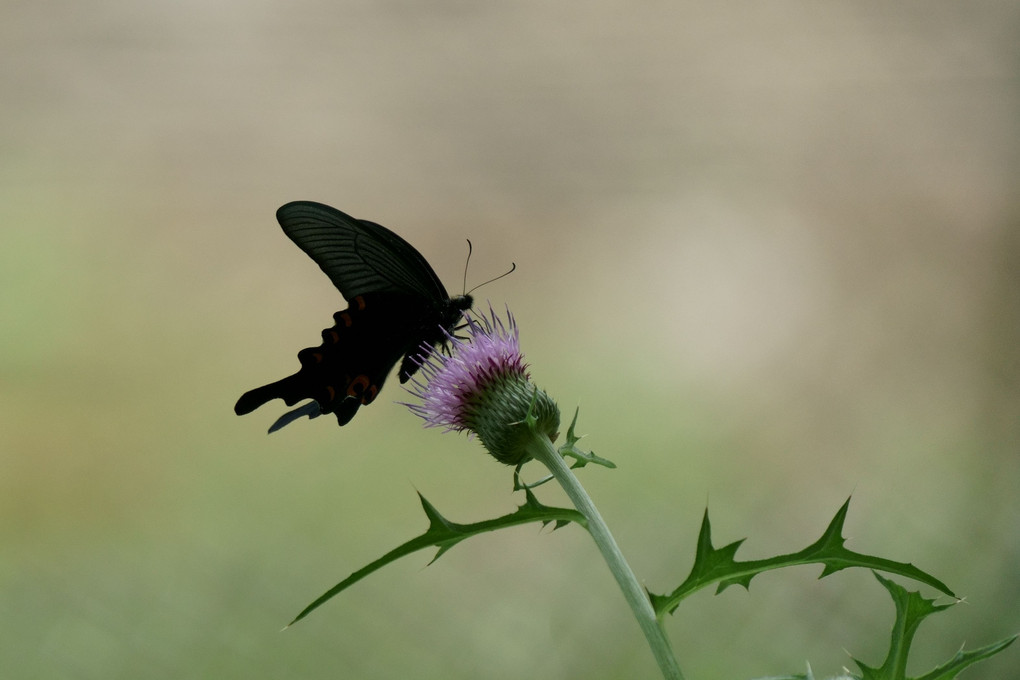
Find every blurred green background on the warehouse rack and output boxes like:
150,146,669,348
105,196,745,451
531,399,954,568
2,1,1017,678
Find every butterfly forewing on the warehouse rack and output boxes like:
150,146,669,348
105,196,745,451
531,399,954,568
275,201,449,301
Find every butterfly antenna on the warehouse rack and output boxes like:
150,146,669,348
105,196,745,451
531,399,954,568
462,239,473,295
466,261,517,296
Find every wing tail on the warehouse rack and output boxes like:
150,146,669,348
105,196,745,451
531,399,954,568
267,401,322,433
234,374,312,416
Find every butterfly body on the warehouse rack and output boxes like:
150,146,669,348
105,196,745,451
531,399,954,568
235,201,472,431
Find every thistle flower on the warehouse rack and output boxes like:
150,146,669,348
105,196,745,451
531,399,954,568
405,307,560,465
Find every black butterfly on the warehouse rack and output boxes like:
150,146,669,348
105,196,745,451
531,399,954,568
235,201,473,432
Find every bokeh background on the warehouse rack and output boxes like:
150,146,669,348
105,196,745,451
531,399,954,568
2,1,1017,678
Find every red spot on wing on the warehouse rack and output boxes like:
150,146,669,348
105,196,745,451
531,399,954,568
347,374,370,399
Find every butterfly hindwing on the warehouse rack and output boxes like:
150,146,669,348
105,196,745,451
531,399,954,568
235,203,473,432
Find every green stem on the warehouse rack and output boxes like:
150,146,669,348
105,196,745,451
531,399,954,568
524,432,685,680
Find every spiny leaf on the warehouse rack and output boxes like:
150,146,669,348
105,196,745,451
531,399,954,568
560,407,616,470
511,409,613,493
563,406,583,447
852,573,1016,680
650,498,955,618
912,635,1016,680
752,574,1014,680
854,573,953,679
511,464,549,491
287,491,585,626
564,445,616,470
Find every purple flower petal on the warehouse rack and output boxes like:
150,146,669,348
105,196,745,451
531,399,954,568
405,305,528,432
